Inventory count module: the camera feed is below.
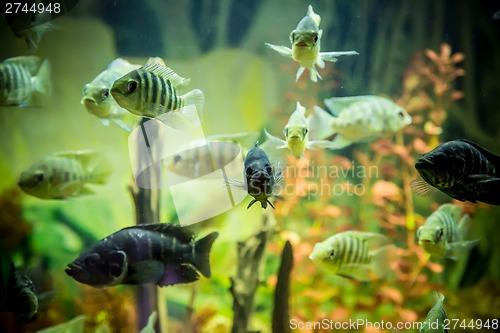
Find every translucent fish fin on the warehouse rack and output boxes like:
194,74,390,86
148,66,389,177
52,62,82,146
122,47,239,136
309,66,321,82
308,106,335,140
319,50,359,63
78,186,96,196
111,119,132,132
206,132,259,148
181,89,205,116
259,130,288,164
370,244,397,280
337,263,372,282
222,177,247,192
141,63,191,88
307,139,339,150
100,119,111,127
107,58,136,71
3,56,41,75
145,57,166,66
264,43,293,58
33,59,51,97
296,66,306,81
56,150,111,185
448,239,480,258
328,134,354,150
307,5,321,27
191,232,218,278
410,178,437,196
316,57,326,69
155,106,200,130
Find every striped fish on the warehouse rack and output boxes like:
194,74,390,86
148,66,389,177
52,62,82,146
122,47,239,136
65,223,218,287
310,95,411,149
110,63,204,125
413,139,500,205
18,150,111,199
417,204,479,259
420,293,447,333
0,56,51,106
309,230,394,281
81,58,140,131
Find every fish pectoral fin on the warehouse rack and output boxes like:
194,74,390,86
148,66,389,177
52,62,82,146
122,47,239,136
328,134,354,150
155,105,201,130
448,239,481,255
180,89,205,115
264,43,293,58
410,178,437,196
369,244,397,280
306,140,337,150
158,264,200,287
337,263,372,282
127,260,165,285
296,66,307,81
111,119,132,132
320,51,359,63
308,106,335,140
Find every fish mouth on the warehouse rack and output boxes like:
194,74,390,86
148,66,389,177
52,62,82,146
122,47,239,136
294,42,310,47
415,157,434,168
418,239,434,245
65,262,84,277
81,97,96,105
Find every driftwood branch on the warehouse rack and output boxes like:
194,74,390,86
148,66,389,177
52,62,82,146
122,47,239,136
230,216,269,333
272,241,293,333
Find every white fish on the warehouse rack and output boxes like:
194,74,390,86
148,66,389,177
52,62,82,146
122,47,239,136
311,95,412,149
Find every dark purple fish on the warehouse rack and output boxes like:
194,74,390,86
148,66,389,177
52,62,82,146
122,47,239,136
65,223,218,287
413,139,500,205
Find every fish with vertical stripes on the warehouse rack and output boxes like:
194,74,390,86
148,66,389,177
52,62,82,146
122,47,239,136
0,56,51,106
110,63,204,126
81,58,140,131
417,204,479,259
412,139,500,205
309,231,395,281
310,95,412,149
420,293,447,333
65,223,218,287
17,150,111,199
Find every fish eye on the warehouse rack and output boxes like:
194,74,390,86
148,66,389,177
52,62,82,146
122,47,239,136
174,155,182,164
245,167,253,177
329,249,335,259
313,34,318,43
102,90,109,99
303,128,308,136
437,228,444,239
283,128,289,137
398,111,405,118
34,172,44,183
85,254,100,267
109,262,122,277
265,165,272,174
290,32,295,43
127,81,138,94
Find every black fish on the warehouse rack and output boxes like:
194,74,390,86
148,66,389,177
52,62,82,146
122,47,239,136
413,139,500,205
244,142,278,209
65,223,218,287
1,263,39,322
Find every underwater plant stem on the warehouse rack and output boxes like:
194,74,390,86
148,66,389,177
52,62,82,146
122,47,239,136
396,132,415,232
272,241,293,333
230,215,269,333
129,118,162,333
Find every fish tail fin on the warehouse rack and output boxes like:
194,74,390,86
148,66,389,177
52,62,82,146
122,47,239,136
181,89,205,116
78,151,112,185
192,232,218,278
33,59,51,96
370,244,397,280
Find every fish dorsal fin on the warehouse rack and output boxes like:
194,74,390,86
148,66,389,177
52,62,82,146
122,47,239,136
323,95,377,116
128,223,194,243
458,139,500,166
141,63,191,89
307,5,321,27
3,56,42,75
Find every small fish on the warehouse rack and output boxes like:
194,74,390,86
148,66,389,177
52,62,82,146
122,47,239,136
309,231,394,281
81,58,141,131
65,223,218,287
18,150,111,199
261,102,336,159
412,139,500,205
3,263,39,322
0,56,51,106
417,204,479,259
165,138,246,179
310,95,412,149
110,63,204,126
420,293,447,333
226,142,282,209
265,5,358,82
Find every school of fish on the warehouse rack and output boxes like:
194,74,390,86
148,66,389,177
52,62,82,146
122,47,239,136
1,2,497,330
